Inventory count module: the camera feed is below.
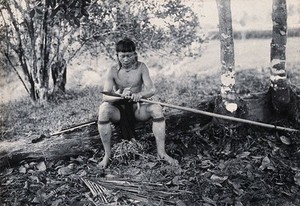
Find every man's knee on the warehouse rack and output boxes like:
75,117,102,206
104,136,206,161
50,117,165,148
98,102,114,120
147,104,164,117
98,102,120,123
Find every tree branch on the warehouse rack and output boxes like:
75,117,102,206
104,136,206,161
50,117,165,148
4,53,30,95
5,2,31,80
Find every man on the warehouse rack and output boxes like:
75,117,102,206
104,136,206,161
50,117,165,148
98,38,178,168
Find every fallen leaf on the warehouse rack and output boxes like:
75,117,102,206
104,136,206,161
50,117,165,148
70,156,84,163
172,176,184,185
222,143,231,155
105,174,117,179
281,190,292,196
19,166,26,174
4,168,13,175
236,151,250,159
291,167,300,172
176,199,187,206
51,198,63,206
3,178,14,186
228,180,240,190
36,161,46,171
88,158,97,163
31,197,40,204
294,172,300,186
57,166,72,175
259,156,271,170
235,201,244,206
143,162,157,169
280,136,291,145
200,160,214,168
210,174,228,184
202,196,217,206
29,175,39,183
23,181,28,189
77,169,87,177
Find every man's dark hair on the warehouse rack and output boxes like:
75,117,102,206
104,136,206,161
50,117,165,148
116,38,136,53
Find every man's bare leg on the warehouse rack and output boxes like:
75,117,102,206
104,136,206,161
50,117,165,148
152,118,178,166
98,102,120,168
98,121,112,168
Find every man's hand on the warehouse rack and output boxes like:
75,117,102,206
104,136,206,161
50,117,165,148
121,88,132,99
131,93,142,102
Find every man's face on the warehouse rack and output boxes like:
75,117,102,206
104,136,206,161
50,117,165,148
118,52,136,67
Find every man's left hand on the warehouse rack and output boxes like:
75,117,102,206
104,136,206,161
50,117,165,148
131,93,142,102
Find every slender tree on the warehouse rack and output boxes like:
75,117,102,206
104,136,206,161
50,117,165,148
216,0,238,114
269,0,290,112
0,0,89,103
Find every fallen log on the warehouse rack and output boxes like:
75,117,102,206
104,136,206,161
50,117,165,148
0,103,213,170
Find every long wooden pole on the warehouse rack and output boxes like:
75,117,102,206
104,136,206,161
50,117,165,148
33,120,97,143
101,92,299,133
50,121,97,136
142,98,298,132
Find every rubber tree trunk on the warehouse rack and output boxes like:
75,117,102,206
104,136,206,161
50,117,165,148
51,59,67,93
270,0,290,113
216,0,238,114
36,9,51,103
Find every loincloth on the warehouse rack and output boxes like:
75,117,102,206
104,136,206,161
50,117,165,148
113,99,137,140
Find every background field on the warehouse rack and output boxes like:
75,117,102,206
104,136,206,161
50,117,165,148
1,37,300,104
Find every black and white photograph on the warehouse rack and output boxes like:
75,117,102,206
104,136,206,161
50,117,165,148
0,0,300,205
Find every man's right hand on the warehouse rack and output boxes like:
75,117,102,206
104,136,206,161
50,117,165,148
121,88,132,99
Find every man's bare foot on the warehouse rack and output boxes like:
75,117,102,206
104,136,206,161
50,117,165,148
97,156,110,169
158,153,179,166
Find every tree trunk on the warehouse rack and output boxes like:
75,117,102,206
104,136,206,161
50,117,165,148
51,59,67,93
215,0,238,121
4,2,38,101
36,9,51,103
269,0,290,113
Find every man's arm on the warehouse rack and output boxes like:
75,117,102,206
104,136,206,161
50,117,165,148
102,67,122,102
131,64,155,101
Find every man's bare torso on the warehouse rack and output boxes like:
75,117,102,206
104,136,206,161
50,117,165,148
111,61,145,93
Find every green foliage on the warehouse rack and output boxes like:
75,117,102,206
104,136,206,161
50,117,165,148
80,0,204,59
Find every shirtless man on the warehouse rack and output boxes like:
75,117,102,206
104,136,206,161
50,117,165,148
98,38,178,168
